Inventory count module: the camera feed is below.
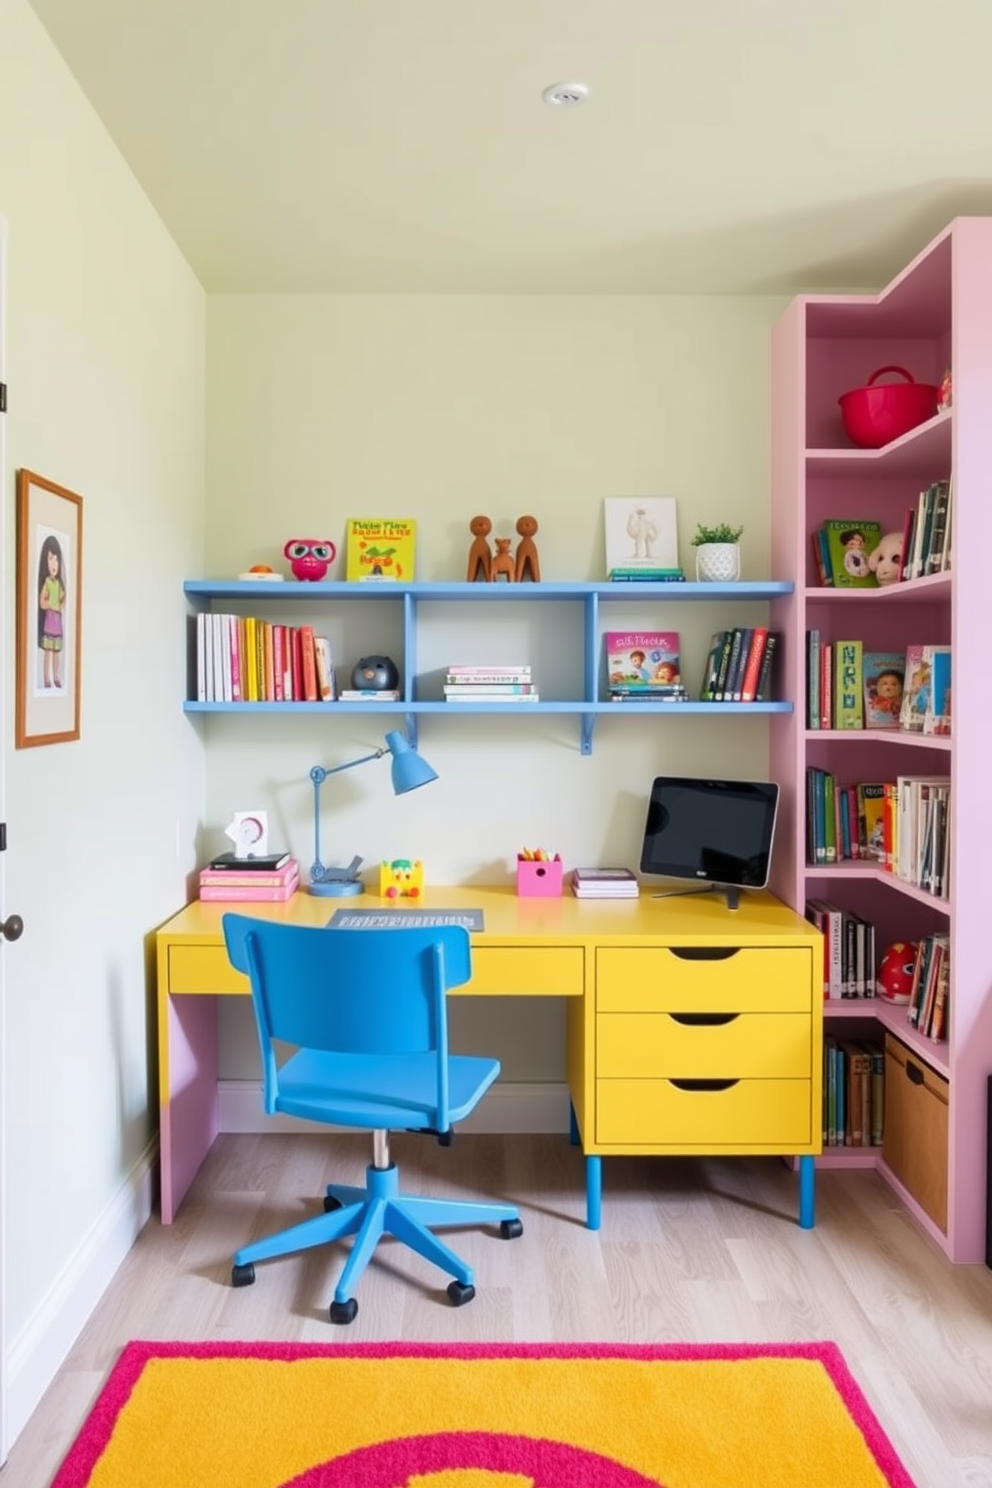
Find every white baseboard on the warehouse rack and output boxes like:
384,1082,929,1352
5,1141,156,1450
218,1079,571,1135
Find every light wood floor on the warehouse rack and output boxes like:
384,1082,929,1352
6,1132,992,1486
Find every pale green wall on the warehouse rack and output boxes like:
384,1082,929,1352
205,294,786,1078
0,0,206,1360
0,0,789,1421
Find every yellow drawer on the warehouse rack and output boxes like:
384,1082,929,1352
168,945,248,995
596,1012,812,1079
595,1078,813,1148
596,947,812,1013
465,946,583,997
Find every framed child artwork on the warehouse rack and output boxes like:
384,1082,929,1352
15,469,83,748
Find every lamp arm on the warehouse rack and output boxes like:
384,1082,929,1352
310,749,387,882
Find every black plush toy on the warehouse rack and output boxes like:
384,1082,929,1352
351,655,399,691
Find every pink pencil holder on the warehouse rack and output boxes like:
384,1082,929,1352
516,855,563,897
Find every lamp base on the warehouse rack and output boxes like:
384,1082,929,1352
307,878,365,897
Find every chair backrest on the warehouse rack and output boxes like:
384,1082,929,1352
222,914,473,1060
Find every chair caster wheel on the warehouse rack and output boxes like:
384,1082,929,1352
323,1195,343,1212
330,1297,358,1325
500,1218,524,1240
232,1263,255,1287
446,1279,476,1307
437,1130,454,1147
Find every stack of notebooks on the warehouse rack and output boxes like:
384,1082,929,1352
198,851,299,902
570,867,639,899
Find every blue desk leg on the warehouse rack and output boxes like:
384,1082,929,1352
585,1155,602,1231
798,1154,815,1229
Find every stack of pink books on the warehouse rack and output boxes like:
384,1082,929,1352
198,853,299,902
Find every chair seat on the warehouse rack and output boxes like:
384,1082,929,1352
273,1048,501,1129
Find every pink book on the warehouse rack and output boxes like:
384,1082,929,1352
229,616,243,702
272,625,285,703
199,871,300,903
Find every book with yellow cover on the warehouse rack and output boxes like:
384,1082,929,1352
345,518,416,581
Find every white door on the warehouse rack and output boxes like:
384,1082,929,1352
0,207,9,1464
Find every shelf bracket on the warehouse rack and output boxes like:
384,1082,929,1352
404,712,419,750
580,713,595,755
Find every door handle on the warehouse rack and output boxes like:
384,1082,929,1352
1,914,24,942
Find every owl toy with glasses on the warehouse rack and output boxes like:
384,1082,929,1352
283,538,337,581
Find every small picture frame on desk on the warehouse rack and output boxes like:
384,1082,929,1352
15,469,83,748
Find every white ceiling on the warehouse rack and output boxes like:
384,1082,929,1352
27,0,992,295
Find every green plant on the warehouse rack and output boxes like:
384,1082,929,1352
691,521,744,546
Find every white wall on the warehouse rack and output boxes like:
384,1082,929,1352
206,294,785,1079
0,0,206,1440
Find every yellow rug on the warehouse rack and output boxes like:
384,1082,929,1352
51,1341,916,1487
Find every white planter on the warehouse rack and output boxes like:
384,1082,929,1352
695,543,741,582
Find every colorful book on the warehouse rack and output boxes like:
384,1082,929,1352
862,651,905,730
345,518,416,581
923,646,951,736
605,630,681,690
832,639,863,730
899,644,929,732
857,784,887,863
603,497,679,576
821,519,883,588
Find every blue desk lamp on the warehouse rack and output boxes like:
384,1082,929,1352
308,729,438,897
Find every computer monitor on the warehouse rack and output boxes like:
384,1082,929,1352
639,776,779,910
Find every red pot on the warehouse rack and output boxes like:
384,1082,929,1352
838,365,938,449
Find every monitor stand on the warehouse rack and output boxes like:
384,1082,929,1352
650,883,741,911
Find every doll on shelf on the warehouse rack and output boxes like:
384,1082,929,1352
514,514,541,582
467,514,493,582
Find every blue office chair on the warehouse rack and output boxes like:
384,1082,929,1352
222,914,523,1323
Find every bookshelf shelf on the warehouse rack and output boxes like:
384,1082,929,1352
184,578,793,753
770,217,992,1261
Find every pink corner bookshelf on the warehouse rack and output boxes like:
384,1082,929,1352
769,217,992,1262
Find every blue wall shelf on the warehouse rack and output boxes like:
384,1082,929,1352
184,579,794,753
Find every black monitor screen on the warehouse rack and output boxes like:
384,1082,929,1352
639,777,779,890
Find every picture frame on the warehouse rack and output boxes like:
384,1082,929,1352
15,469,83,748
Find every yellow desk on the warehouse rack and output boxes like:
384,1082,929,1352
156,885,822,1227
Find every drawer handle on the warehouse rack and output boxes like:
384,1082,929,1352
906,1060,925,1086
670,1078,740,1092
670,1013,739,1027
669,948,741,961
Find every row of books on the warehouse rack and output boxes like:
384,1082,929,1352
824,1037,884,1147
806,635,951,736
805,771,950,897
805,899,877,998
195,613,334,702
443,665,539,702
898,479,952,581
905,933,950,1041
699,628,780,703
198,854,300,902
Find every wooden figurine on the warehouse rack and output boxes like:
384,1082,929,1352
491,537,516,581
514,514,541,582
467,514,493,582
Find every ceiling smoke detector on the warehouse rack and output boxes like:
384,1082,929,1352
541,82,589,108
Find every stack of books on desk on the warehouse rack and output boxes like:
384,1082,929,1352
198,853,299,902
570,867,639,899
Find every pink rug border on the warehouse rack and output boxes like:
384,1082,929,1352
51,1339,916,1488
